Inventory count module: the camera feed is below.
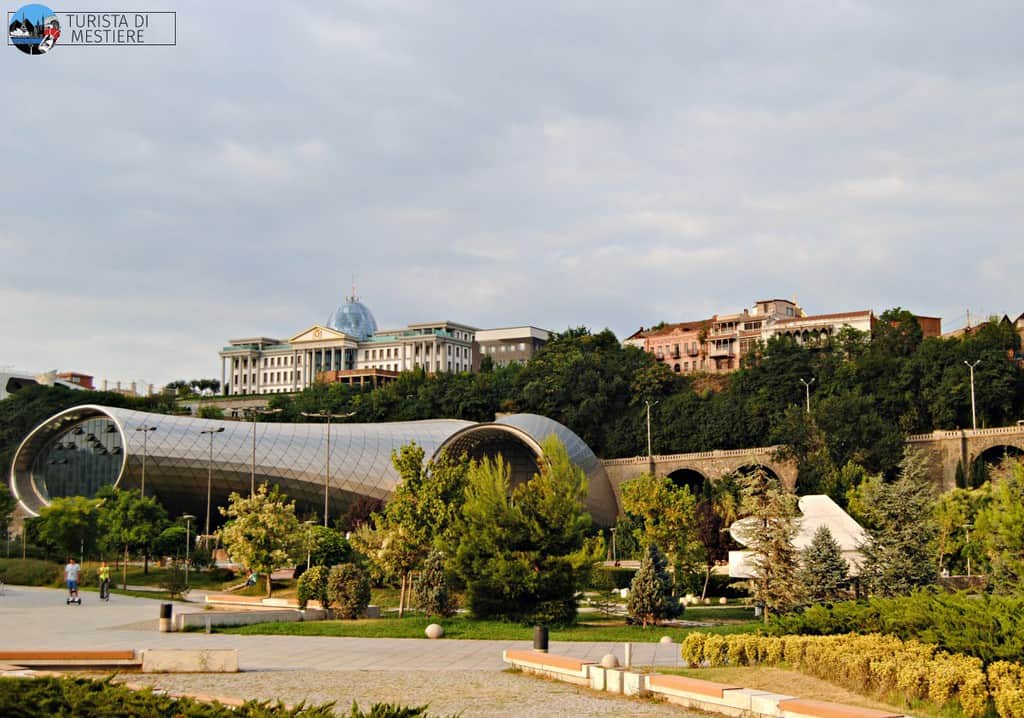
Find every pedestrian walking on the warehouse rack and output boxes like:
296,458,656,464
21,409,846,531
98,561,110,601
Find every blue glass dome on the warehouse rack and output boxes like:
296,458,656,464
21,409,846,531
327,295,378,340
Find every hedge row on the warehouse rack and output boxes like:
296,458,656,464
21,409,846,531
770,590,1024,665
0,558,62,586
0,676,448,717
680,631,1024,718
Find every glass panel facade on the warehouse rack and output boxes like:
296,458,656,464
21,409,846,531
30,417,122,501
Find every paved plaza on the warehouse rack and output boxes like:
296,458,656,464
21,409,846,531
0,585,698,717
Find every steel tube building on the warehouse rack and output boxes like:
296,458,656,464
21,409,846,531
9,405,618,527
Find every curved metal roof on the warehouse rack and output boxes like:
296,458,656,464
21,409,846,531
9,406,620,527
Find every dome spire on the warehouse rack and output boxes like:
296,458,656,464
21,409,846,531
349,275,358,303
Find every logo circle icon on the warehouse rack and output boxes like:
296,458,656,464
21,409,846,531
9,3,60,55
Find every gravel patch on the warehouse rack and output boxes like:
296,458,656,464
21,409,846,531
128,669,705,717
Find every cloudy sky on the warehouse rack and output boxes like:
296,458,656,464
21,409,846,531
3,1,1022,388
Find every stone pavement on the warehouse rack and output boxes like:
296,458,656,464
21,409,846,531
0,585,685,672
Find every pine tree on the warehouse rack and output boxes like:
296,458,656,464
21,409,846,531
739,468,803,622
975,458,1024,593
858,447,938,596
627,543,677,627
799,525,849,603
414,550,454,618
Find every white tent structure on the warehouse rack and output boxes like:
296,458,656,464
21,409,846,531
728,494,867,579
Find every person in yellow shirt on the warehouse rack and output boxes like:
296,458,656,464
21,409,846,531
98,561,110,601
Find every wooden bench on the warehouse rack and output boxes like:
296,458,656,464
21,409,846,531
778,698,905,718
0,650,140,667
647,674,741,699
503,650,595,685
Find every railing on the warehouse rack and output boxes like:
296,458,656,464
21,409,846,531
906,425,1024,442
602,446,780,466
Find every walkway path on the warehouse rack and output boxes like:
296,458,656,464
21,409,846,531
1,585,699,716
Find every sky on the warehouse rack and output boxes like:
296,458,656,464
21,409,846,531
3,1,1023,389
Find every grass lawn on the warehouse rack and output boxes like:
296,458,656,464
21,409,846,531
660,666,952,718
220,613,759,641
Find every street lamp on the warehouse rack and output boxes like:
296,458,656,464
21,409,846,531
301,411,355,526
243,407,282,496
964,360,981,430
644,399,659,464
135,425,157,497
962,523,973,577
181,514,195,586
199,427,225,537
610,527,617,565
799,377,815,414
304,519,316,570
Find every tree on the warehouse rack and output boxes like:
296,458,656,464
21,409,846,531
414,550,455,619
372,443,469,616
858,447,938,596
218,483,301,597
452,436,595,625
738,468,803,622
32,496,102,560
97,489,169,586
307,525,351,568
975,458,1024,593
627,543,677,627
0,482,15,549
620,473,699,584
799,525,849,603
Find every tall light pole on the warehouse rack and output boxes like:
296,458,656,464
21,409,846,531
644,399,659,466
135,425,157,497
199,427,225,537
304,519,316,570
182,513,195,586
243,407,281,496
964,360,980,430
962,523,973,577
610,527,617,565
799,377,815,414
301,411,356,526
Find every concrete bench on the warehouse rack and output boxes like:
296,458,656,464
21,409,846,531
648,674,742,699
778,698,905,718
503,649,595,686
0,650,140,668
141,648,238,673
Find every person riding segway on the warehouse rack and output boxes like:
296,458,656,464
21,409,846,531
65,558,82,605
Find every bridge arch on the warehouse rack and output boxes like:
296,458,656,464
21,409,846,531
667,467,707,494
969,444,1024,486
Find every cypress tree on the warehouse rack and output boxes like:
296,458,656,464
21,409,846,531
627,543,677,627
799,525,849,603
858,447,938,596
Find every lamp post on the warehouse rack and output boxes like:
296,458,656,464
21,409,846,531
610,527,617,565
181,513,195,586
243,407,281,496
199,427,225,538
301,411,355,526
644,399,659,465
964,360,980,430
799,377,815,414
135,425,157,497
304,519,316,570
962,523,973,577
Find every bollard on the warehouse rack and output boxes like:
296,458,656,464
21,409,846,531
159,603,172,633
624,642,632,668
533,625,549,653
205,615,212,634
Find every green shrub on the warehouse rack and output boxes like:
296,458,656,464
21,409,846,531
590,565,635,590
297,565,330,610
771,590,1024,666
328,563,370,619
0,558,62,586
0,675,446,717
681,631,998,718
414,551,455,619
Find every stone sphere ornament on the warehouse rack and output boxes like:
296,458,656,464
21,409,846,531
600,653,619,668
425,623,444,639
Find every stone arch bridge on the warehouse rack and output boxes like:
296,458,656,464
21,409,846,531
602,446,797,506
601,424,1024,508
906,425,1024,490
